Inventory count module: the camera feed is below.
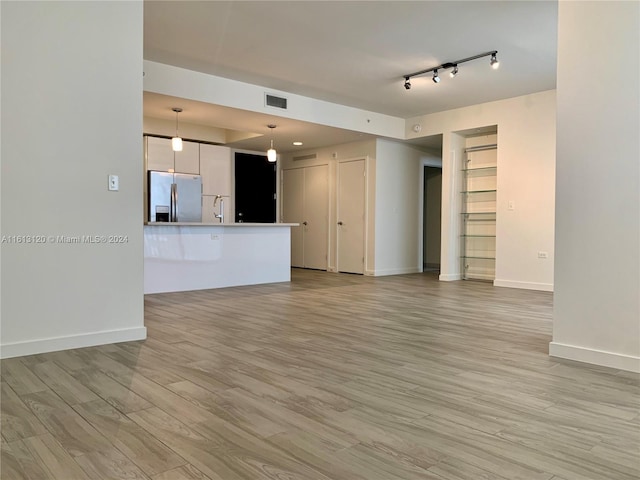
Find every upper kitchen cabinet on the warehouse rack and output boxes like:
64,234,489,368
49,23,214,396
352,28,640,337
145,136,199,174
200,144,231,196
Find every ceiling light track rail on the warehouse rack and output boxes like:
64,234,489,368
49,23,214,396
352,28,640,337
403,50,498,89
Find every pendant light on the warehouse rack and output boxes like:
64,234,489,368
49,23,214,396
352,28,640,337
267,124,277,162
171,107,183,152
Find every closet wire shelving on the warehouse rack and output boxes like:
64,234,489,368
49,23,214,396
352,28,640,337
461,144,497,280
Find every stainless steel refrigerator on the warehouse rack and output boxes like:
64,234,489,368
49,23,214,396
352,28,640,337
148,171,202,222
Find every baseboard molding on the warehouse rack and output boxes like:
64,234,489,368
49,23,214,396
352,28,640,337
549,342,640,373
439,273,462,281
0,327,147,359
373,267,421,277
494,279,554,292
467,274,494,281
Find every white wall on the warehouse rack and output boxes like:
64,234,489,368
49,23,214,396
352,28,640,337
551,1,639,372
0,2,145,357
374,139,429,276
143,61,405,140
406,90,557,290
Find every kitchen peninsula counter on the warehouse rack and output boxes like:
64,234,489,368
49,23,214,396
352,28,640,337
144,222,297,294
145,222,297,227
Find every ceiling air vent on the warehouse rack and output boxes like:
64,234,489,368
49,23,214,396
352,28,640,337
265,94,288,110
293,153,317,162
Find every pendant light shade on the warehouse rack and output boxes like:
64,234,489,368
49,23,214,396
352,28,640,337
267,140,277,162
172,107,183,152
267,124,277,162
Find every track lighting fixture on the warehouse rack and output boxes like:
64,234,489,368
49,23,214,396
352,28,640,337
490,52,499,69
402,50,498,89
266,124,277,163
171,107,183,152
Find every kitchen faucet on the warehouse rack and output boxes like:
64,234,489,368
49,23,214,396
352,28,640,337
213,195,229,223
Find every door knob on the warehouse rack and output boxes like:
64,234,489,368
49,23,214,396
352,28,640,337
337,221,343,226
302,221,308,226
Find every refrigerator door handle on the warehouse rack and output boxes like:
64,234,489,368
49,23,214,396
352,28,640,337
171,183,177,222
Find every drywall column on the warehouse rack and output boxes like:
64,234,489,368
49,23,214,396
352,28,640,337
439,132,465,281
551,1,640,372
373,140,425,275
1,2,145,357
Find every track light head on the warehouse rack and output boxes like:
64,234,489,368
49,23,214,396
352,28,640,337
432,70,440,83
490,53,499,69
450,65,459,78
404,77,411,90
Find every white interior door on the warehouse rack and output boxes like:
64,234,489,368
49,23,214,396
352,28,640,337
303,165,328,269
337,159,365,274
282,168,304,267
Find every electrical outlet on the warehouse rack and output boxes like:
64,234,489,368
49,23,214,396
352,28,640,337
508,200,515,211
538,251,548,259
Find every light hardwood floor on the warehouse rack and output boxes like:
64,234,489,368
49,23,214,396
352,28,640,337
2,269,639,479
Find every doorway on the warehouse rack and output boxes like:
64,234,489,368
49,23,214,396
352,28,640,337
423,166,442,273
234,152,276,223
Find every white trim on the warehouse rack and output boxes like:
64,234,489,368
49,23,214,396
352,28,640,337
549,342,640,373
373,267,421,277
439,273,462,281
0,327,147,359
465,273,495,281
494,279,554,292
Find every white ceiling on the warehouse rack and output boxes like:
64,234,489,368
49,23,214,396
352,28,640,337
143,1,558,152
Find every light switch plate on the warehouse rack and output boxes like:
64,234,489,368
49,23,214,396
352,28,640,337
108,174,119,191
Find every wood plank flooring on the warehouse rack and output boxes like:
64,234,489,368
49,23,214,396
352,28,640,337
2,269,639,479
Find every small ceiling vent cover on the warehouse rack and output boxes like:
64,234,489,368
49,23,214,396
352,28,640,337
293,153,317,162
265,94,288,110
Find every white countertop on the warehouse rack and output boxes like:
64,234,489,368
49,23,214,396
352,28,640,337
144,222,298,227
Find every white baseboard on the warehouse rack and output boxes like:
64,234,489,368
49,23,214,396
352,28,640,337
373,267,421,277
439,273,462,281
0,327,147,359
466,273,495,281
549,342,640,373
494,279,554,292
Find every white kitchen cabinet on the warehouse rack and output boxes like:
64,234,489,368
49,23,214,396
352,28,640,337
200,144,231,196
200,144,232,223
145,136,199,174
202,195,231,223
